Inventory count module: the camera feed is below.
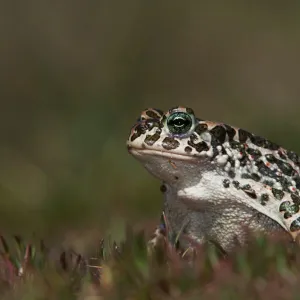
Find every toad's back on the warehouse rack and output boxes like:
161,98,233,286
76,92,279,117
127,107,300,251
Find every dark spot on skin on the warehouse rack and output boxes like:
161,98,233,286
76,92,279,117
279,201,290,212
187,140,209,153
241,173,252,179
279,201,299,219
239,152,248,167
264,154,294,176
228,170,236,178
272,188,284,200
190,133,197,141
162,137,180,150
290,217,300,232
265,154,276,163
265,140,280,150
294,177,300,190
290,170,298,178
276,160,294,176
232,181,240,189
153,108,164,116
146,110,161,119
184,146,193,153
210,125,226,144
251,173,261,182
223,124,236,141
287,151,300,167
174,176,179,180
250,135,266,147
221,146,227,155
278,178,292,193
256,160,278,180
246,148,262,160
250,135,279,150
144,133,161,146
244,190,257,199
291,193,300,205
130,123,148,141
211,145,219,159
194,123,208,135
238,129,251,143
145,120,160,131
284,212,293,219
160,184,167,193
223,179,230,188
263,180,274,187
241,184,257,199
260,194,269,206
229,141,239,150
185,107,194,115
230,159,236,168
130,133,140,142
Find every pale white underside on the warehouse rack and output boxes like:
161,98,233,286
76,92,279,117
177,171,288,231
129,147,298,240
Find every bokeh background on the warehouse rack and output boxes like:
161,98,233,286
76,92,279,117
1,1,300,246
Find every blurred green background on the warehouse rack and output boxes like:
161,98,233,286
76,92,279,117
1,1,300,243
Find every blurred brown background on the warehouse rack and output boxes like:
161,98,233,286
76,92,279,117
0,1,300,242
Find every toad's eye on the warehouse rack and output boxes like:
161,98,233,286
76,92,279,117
167,112,193,135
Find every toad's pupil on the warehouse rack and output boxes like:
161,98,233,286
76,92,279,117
173,117,187,127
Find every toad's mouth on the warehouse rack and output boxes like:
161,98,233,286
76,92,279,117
127,145,198,162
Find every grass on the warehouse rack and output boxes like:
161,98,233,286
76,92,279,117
0,225,299,299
